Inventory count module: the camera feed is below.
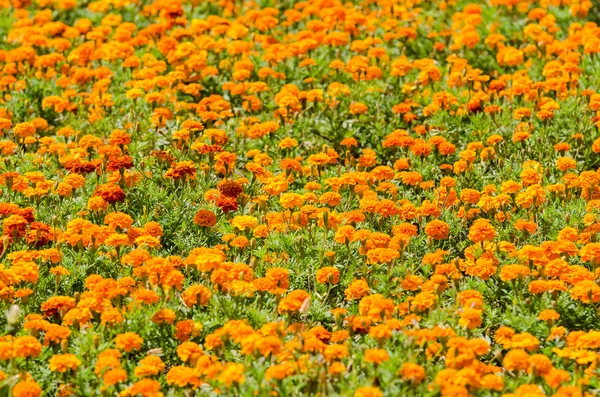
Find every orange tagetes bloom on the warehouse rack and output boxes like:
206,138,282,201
424,220,450,240
115,332,143,352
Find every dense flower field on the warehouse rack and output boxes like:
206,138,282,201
0,0,600,395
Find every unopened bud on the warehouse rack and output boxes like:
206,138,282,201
6,305,20,335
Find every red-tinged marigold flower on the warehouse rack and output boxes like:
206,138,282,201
217,179,243,198
164,161,196,181
215,195,238,213
41,296,76,317
193,209,217,227
174,320,196,342
107,155,134,172
340,137,358,147
65,161,97,175
94,183,125,205
265,267,290,290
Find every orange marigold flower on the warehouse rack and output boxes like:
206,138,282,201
103,368,128,386
49,353,81,373
345,279,370,300
165,365,201,388
424,220,450,240
499,264,531,282
593,138,600,154
135,356,166,378
13,336,42,359
266,267,290,290
503,349,529,371
12,380,42,397
115,332,143,353
410,291,437,312
280,192,303,209
399,363,426,383
538,309,560,322
366,248,400,264
217,362,245,386
458,308,482,329
527,354,552,376
177,341,203,364
182,285,212,307
316,266,340,284
277,290,310,314
363,348,389,364
121,379,162,397
480,374,504,390
354,386,383,397
468,219,496,243
230,215,258,231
